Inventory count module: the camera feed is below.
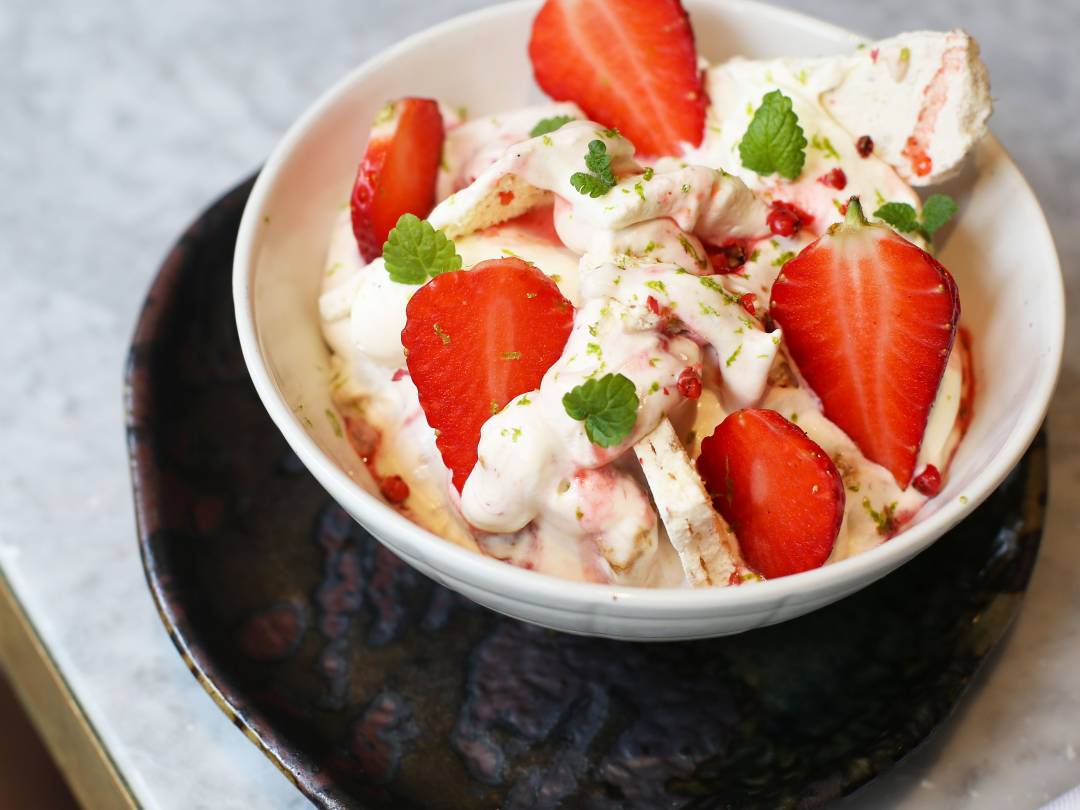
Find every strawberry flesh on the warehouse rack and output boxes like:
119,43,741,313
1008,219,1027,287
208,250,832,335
351,98,444,262
769,198,960,487
697,409,844,579
528,0,706,156
402,258,574,491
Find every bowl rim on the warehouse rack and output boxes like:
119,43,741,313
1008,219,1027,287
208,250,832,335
233,0,1065,615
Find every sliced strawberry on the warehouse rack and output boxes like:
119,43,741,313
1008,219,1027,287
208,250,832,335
351,98,444,262
528,0,705,156
697,409,844,579
769,198,960,487
402,258,574,491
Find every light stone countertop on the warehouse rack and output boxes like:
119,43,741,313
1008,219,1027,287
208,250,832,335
1,0,1076,808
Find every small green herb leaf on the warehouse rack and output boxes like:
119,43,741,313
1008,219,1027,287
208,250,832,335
739,90,807,180
920,194,959,238
571,173,612,198
530,115,575,137
570,139,616,198
562,373,639,447
382,214,462,284
875,194,958,242
873,202,919,234
584,139,615,181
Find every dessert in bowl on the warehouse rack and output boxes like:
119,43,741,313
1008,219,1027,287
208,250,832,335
234,0,1062,640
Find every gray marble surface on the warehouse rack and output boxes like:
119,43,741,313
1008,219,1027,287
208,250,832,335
1,0,1076,807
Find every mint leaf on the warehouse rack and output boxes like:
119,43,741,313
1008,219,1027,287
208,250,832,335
739,90,807,180
920,194,958,238
382,214,462,284
584,139,615,184
562,373,639,447
530,115,575,137
875,195,958,243
570,139,616,198
873,202,919,234
570,173,613,198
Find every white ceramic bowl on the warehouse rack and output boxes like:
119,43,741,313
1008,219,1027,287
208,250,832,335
234,0,1063,640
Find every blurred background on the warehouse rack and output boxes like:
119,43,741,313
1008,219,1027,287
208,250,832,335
1,0,1075,807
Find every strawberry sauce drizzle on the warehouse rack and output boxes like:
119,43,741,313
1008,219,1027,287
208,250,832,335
902,40,967,178
954,326,977,441
482,204,563,246
343,414,412,510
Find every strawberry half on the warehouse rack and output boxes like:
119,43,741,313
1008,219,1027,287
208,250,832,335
402,258,574,491
351,98,444,262
697,409,844,579
769,198,960,488
528,0,706,156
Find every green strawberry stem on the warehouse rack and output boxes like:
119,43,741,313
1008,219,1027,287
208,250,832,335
844,196,869,227
828,197,871,237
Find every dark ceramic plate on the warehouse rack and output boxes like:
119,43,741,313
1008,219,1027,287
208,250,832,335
126,178,1046,810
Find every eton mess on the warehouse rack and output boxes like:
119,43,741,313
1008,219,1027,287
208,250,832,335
316,0,989,588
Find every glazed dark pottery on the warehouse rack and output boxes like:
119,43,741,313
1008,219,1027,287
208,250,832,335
126,177,1046,809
